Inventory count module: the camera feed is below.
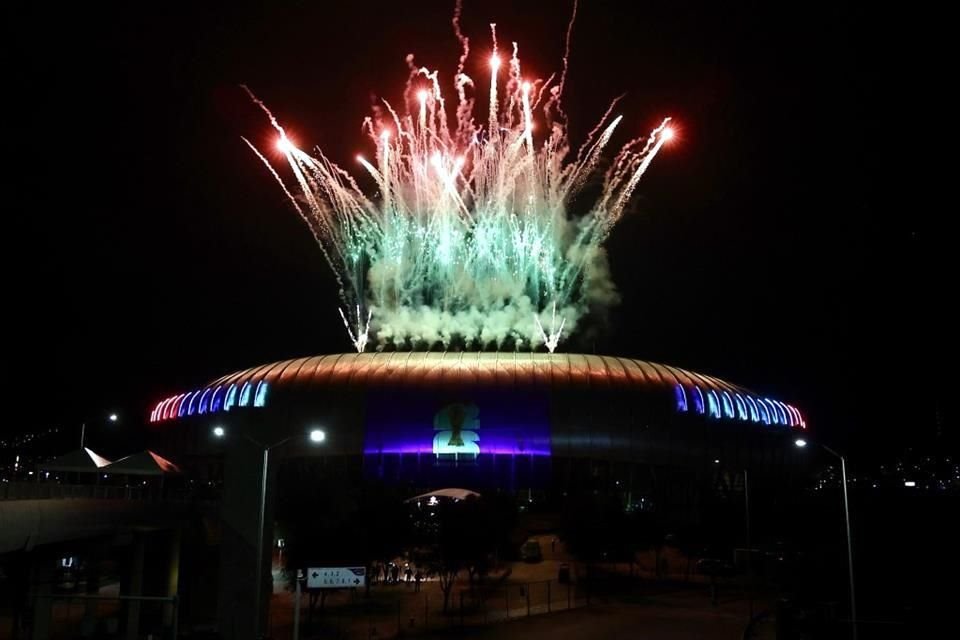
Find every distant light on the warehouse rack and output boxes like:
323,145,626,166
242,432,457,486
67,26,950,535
490,55,501,70
213,426,225,438
661,127,675,142
904,481,916,487
713,459,720,464
417,90,428,104
108,413,119,422
795,438,807,448
309,429,326,443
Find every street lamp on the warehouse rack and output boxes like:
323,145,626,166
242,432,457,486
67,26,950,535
248,429,327,639
212,426,225,438
80,412,120,449
795,438,857,640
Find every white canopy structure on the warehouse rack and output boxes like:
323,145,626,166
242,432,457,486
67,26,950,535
405,488,480,503
38,448,112,472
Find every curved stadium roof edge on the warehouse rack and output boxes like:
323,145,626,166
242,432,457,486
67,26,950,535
149,353,805,430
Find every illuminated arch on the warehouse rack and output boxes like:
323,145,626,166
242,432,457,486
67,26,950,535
169,393,188,419
150,401,164,423
774,401,792,426
224,384,238,412
692,386,705,414
198,388,212,415
188,390,201,416
158,397,173,421
706,390,721,419
210,386,224,412
788,405,805,428
254,381,269,408
733,394,748,420
674,384,688,412
762,399,780,425
744,396,759,422
769,400,786,425
721,392,735,419
755,399,770,424
178,391,195,418
774,400,793,427
239,381,252,407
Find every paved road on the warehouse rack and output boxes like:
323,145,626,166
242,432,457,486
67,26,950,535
425,594,750,640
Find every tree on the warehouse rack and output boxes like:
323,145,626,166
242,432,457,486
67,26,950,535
412,494,513,613
274,459,410,627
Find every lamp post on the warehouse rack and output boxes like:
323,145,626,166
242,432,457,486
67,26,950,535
744,468,753,619
80,412,120,449
795,438,857,640
216,427,326,640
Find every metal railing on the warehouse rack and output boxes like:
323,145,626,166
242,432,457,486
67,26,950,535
270,577,591,640
0,481,218,502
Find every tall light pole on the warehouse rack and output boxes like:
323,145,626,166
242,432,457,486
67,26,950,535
744,468,753,619
795,438,857,640
217,427,327,640
80,412,120,449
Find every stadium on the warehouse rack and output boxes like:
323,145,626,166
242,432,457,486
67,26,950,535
141,352,812,637
147,352,806,499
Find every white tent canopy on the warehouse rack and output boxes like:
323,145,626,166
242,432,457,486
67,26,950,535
39,448,112,472
405,488,481,503
102,450,180,476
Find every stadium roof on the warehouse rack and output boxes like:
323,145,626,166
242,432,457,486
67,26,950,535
149,353,805,429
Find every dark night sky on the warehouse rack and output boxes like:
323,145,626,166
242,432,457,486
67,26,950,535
8,1,944,458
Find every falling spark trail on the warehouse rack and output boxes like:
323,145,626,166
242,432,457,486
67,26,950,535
534,302,567,354
340,306,372,353
247,12,672,352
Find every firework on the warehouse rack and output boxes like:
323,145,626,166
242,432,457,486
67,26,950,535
245,11,672,352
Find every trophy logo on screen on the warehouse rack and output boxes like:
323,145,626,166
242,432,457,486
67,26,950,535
433,403,480,459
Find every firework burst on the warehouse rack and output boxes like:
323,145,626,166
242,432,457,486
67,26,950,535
245,7,672,352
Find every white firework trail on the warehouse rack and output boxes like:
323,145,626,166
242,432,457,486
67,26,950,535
534,301,567,354
339,305,372,353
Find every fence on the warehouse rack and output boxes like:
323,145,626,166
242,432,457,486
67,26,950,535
1,482,150,501
267,578,591,640
27,594,178,640
0,481,219,502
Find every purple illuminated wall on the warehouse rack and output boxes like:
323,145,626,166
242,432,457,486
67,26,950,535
363,389,552,458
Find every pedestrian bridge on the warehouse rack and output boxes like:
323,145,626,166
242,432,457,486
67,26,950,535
0,483,209,554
